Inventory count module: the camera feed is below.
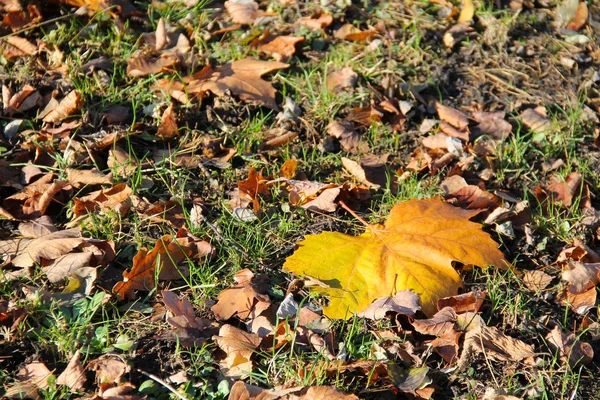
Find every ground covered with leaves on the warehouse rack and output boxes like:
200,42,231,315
1,0,600,398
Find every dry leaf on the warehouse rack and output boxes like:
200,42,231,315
557,286,596,315
56,350,86,391
284,197,506,318
213,324,261,378
43,252,93,283
185,59,289,110
546,325,593,367
435,102,469,130
19,216,57,238
535,172,582,208
436,291,486,313
8,227,84,268
520,107,549,134
42,91,83,123
334,24,376,41
565,2,588,31
258,35,304,62
66,168,113,187
156,103,179,138
457,0,474,22
73,183,132,217
211,268,271,320
471,111,512,140
327,67,358,92
0,35,37,59
127,53,179,77
328,121,362,153
358,290,421,320
562,261,600,293
113,232,213,299
162,290,214,346
15,361,54,390
297,13,333,31
522,270,553,291
89,355,130,385
225,0,266,24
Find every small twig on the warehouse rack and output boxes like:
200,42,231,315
338,201,371,229
0,14,74,40
136,368,188,400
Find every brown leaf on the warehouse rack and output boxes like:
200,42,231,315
18,216,57,238
258,128,299,151
334,24,376,41
211,268,271,320
42,91,83,123
258,35,304,62
66,168,113,188
280,159,298,179
213,324,261,378
326,67,358,92
446,185,502,210
557,286,596,315
162,290,214,347
8,227,84,268
520,107,550,133
234,168,270,213
42,252,93,283
156,103,179,138
436,291,486,314
301,187,341,213
412,307,457,337
458,325,534,369
546,325,593,367
535,172,582,208
126,53,179,77
297,13,333,31
0,35,37,59
327,121,365,153
16,361,54,390
107,146,139,177
72,183,132,217
185,59,289,110
471,111,512,140
113,232,213,299
56,350,86,391
225,0,268,24
358,290,421,320
522,270,553,292
89,355,130,385
342,155,396,191
566,2,588,31
435,102,469,130
562,261,600,293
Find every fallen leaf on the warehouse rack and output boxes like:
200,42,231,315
457,0,475,22
213,324,261,378
562,261,600,293
258,128,299,151
522,270,553,291
56,350,86,391
458,325,534,370
66,168,113,187
5,227,84,268
113,232,213,299
535,172,582,208
334,24,377,41
283,197,506,318
546,325,593,367
211,268,271,320
162,290,214,347
301,187,341,213
42,91,83,123
297,13,333,31
225,0,269,24
258,35,304,62
16,361,54,390
565,2,588,31
327,67,358,92
126,53,179,77
436,291,486,313
471,111,512,140
185,59,289,110
72,183,132,217
435,102,469,130
557,286,596,315
18,216,57,238
89,355,130,385
342,156,394,190
358,290,421,320
0,35,37,59
520,107,550,134
156,103,179,138
42,252,93,283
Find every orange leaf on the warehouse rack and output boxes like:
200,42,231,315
42,91,84,123
113,232,213,300
283,197,506,318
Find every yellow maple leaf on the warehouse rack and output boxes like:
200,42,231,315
283,197,506,318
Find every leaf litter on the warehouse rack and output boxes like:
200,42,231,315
1,0,600,398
